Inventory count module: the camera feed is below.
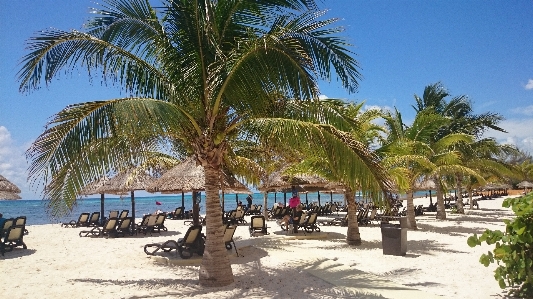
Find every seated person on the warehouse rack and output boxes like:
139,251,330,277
279,204,303,233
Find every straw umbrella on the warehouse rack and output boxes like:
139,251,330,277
95,168,157,227
80,176,111,223
0,175,22,200
146,156,250,225
259,171,330,206
414,178,436,206
517,180,533,193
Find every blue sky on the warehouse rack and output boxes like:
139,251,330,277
1,0,532,199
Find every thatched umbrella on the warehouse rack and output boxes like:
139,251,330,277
517,180,533,193
414,178,436,206
258,171,329,206
95,169,156,227
0,175,22,200
146,156,250,224
80,176,111,223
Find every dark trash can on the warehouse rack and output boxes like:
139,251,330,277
381,219,407,256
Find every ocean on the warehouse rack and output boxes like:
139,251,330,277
1,192,348,225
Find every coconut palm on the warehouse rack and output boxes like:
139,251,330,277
378,108,447,229
451,139,517,213
274,99,391,245
411,83,507,219
19,0,363,287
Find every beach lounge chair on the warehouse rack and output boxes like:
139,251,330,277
137,215,157,235
108,210,119,219
153,214,168,233
79,217,119,238
15,216,29,235
299,212,320,233
223,224,240,256
144,225,205,258
116,217,133,237
249,215,269,237
87,212,101,227
119,210,129,219
320,213,348,226
169,207,184,220
1,225,27,256
2,218,15,237
61,212,90,228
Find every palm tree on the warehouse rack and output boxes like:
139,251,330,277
412,83,505,219
276,99,391,245
19,0,363,287
379,108,447,229
451,139,516,213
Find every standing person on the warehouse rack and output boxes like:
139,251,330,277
288,192,301,208
0,213,6,230
246,194,253,210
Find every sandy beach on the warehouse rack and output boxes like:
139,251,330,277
1,195,520,299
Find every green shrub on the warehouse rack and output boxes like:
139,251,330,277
467,193,533,298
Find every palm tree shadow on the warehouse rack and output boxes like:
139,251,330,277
70,253,390,299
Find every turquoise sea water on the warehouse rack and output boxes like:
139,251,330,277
0,192,348,225
1,190,432,225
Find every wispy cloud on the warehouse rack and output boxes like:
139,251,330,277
511,105,533,116
484,118,533,154
525,79,533,90
0,126,33,199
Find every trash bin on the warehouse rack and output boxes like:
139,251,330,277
381,218,407,256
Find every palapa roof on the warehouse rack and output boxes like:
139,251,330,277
0,190,21,200
95,169,156,194
0,175,21,193
258,170,330,192
146,156,250,194
0,175,21,200
517,181,533,188
413,179,436,191
80,176,110,195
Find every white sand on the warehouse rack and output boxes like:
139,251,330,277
1,196,519,299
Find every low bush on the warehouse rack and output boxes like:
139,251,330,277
467,193,533,298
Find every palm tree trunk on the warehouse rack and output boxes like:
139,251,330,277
406,189,417,229
455,175,464,214
468,188,474,210
199,164,234,287
263,192,268,219
434,175,447,220
345,188,361,245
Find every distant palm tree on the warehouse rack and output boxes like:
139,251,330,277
281,99,391,245
19,0,363,287
379,108,447,228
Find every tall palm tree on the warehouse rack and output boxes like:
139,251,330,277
379,108,447,229
281,100,391,245
19,0,363,287
412,83,505,219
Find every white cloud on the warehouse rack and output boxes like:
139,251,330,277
511,105,533,116
484,118,533,154
318,94,329,100
525,79,533,90
0,126,33,199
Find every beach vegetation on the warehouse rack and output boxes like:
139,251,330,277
18,0,392,287
467,193,533,297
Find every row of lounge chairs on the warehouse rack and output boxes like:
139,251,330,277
1,216,28,256
78,217,134,238
78,212,167,238
62,210,129,228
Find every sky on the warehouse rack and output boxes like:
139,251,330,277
1,0,532,200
